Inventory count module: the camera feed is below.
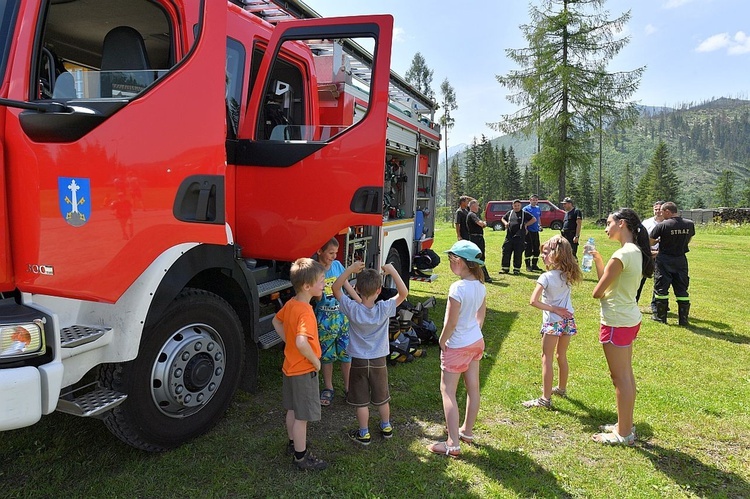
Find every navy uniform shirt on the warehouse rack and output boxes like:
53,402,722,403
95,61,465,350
650,217,695,256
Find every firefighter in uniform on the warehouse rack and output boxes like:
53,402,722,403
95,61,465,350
649,201,695,325
465,199,492,282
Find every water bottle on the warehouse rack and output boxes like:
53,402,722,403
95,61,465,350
582,237,595,272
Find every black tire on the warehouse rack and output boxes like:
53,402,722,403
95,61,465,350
99,288,245,451
385,245,409,290
550,220,563,230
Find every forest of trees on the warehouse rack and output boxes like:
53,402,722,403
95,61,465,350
440,98,750,219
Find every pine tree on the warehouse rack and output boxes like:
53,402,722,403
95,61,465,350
440,78,458,207
506,146,522,198
635,141,680,216
493,0,642,199
602,175,616,216
464,138,481,198
714,169,735,207
742,179,750,208
618,162,634,208
405,52,434,100
447,157,464,209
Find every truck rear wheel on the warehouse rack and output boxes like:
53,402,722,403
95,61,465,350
99,288,244,451
385,245,409,290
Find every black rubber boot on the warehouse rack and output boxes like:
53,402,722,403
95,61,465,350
652,299,668,323
531,257,543,272
525,258,532,272
677,301,690,326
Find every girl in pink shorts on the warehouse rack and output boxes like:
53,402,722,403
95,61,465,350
427,240,487,458
590,208,654,446
523,235,582,410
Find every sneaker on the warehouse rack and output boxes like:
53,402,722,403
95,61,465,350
522,397,551,409
380,422,393,439
293,450,328,471
348,428,371,446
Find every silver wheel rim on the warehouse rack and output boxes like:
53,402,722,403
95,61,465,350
150,323,226,418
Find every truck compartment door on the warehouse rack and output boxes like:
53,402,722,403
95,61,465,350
232,16,393,261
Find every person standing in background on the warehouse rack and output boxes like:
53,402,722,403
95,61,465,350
465,199,492,282
560,197,583,259
636,201,664,312
454,196,471,241
524,195,544,272
649,202,695,326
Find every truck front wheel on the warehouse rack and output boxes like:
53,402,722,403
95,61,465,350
99,288,245,451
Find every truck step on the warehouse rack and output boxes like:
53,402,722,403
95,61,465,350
258,329,283,349
56,386,127,418
60,325,110,348
257,278,291,298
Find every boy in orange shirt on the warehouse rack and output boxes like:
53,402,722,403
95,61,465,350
273,257,327,470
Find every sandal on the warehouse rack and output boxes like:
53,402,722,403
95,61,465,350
320,388,334,407
427,441,460,458
458,431,474,444
551,386,567,397
598,423,636,436
592,430,635,446
522,397,551,409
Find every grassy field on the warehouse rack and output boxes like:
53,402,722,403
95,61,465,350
2,222,749,498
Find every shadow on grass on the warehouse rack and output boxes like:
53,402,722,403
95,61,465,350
681,320,750,345
554,395,656,440
460,443,573,498
637,441,750,497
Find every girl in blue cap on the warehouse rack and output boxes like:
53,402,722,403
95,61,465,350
427,240,487,458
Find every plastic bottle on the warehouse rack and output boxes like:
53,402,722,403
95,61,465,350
582,237,595,272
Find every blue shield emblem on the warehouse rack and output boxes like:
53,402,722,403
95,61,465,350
58,177,91,227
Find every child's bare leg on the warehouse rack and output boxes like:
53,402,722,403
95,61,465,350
356,405,370,430
440,370,461,447
322,362,334,391
602,343,635,435
286,409,295,441
341,361,351,393
377,402,390,426
541,334,559,400
555,335,572,392
292,416,308,453
459,360,481,437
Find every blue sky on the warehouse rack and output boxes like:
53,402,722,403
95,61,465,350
305,0,750,147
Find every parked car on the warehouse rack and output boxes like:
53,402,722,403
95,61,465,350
485,200,566,231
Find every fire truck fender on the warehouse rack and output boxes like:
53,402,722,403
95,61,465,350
143,243,257,340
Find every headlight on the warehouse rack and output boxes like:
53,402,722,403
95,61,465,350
0,320,45,360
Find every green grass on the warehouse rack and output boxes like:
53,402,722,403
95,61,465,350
2,222,749,498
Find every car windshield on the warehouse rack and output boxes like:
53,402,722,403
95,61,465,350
0,0,19,82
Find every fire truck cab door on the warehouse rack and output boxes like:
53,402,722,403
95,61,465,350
232,16,393,262
4,0,227,303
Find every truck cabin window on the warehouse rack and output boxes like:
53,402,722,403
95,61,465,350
252,35,378,142
35,0,173,100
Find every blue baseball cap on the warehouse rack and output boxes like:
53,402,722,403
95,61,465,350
446,240,485,265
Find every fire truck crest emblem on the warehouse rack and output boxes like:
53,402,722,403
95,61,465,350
58,177,91,227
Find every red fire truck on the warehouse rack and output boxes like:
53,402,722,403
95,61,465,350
0,0,439,450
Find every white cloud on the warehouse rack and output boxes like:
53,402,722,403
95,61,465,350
696,33,731,52
696,32,750,55
645,24,658,35
728,31,750,54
